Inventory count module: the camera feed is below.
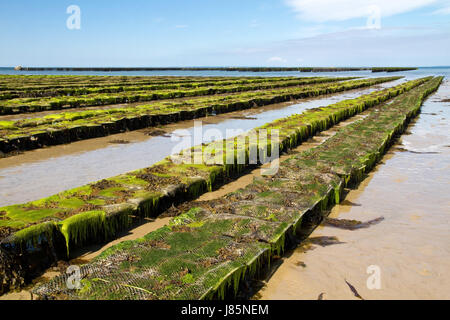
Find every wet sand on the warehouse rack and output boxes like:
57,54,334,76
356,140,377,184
258,81,450,300
0,81,403,207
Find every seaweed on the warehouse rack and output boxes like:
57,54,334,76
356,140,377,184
0,77,400,154
0,76,354,114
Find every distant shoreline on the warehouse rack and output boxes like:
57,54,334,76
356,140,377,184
11,66,418,73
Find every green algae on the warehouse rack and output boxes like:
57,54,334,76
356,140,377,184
8,221,57,252
0,76,354,114
0,205,60,229
59,210,106,255
170,207,203,227
0,77,399,154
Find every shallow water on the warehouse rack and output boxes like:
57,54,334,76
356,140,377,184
0,80,404,207
258,80,450,300
1,67,448,78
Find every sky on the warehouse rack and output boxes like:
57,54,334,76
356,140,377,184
0,0,449,67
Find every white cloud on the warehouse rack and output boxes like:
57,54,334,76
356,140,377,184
175,25,188,29
222,27,450,67
267,56,287,63
285,0,437,22
433,6,450,14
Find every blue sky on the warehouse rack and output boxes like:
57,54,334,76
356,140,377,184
0,0,449,67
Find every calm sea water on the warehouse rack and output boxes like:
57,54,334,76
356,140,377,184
0,67,449,79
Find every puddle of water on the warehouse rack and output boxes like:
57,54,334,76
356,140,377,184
0,80,405,207
258,80,450,300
